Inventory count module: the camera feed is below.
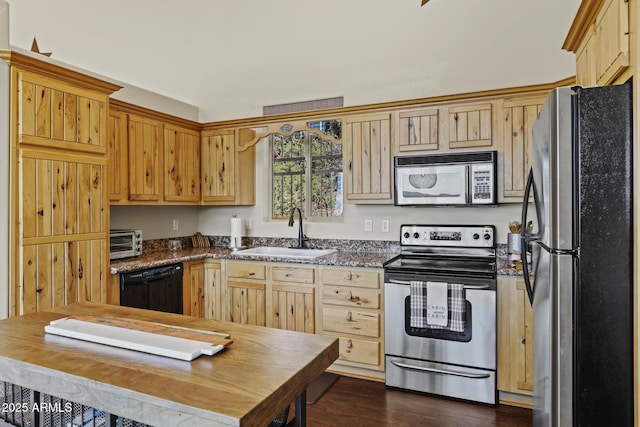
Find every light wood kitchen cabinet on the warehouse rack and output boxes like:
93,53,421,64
500,94,547,201
594,0,629,85
224,261,266,326
397,107,440,153
184,260,205,317
268,265,316,333
163,123,200,203
201,128,256,205
319,266,384,378
445,101,495,149
127,114,162,202
204,260,223,321
201,129,235,203
343,113,392,203
4,52,119,316
107,109,128,201
564,0,629,87
497,275,534,405
575,30,597,87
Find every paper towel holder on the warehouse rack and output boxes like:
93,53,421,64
229,215,247,251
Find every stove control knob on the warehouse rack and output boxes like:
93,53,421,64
484,233,491,240
403,232,410,239
413,232,420,239
473,233,480,240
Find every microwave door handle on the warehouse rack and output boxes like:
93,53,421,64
465,164,471,204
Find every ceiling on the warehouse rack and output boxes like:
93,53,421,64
8,0,582,122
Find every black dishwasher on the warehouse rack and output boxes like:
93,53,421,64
120,263,183,314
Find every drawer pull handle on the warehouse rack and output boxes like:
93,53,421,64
285,273,291,277
346,311,352,321
347,290,352,299
347,339,353,349
249,272,255,276
391,360,491,379
346,272,352,280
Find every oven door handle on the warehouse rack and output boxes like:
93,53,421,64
390,360,491,379
386,279,490,290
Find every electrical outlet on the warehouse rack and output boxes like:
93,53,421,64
172,219,179,231
381,220,389,232
364,219,373,232
246,217,253,230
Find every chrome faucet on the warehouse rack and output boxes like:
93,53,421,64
288,207,309,249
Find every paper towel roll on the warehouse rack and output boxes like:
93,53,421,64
230,217,244,248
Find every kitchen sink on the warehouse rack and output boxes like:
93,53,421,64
233,246,337,259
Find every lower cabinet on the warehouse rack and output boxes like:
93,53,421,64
224,261,266,326
186,259,222,319
497,275,534,407
268,265,316,333
319,266,384,380
219,260,384,380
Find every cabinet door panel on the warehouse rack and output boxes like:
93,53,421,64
201,130,236,202
164,124,201,202
227,280,265,326
344,114,392,202
21,240,105,315
128,114,161,201
501,96,545,199
17,71,107,153
107,110,128,201
270,284,315,333
398,108,440,152
447,103,493,149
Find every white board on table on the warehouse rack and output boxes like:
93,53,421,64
45,318,225,361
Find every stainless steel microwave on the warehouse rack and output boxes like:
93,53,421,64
394,151,497,206
109,229,143,260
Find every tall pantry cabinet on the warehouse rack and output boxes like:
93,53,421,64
1,51,120,316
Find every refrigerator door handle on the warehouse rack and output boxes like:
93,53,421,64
520,168,537,305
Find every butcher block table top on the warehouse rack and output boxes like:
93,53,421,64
0,302,339,426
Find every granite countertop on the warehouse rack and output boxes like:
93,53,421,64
110,247,397,274
110,236,520,276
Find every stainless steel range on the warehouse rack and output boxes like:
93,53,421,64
384,224,497,404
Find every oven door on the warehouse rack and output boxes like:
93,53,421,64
384,274,496,370
394,164,468,206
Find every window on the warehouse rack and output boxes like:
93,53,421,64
271,120,342,220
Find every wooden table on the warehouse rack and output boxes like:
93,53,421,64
0,302,338,426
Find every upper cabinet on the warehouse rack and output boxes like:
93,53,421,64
395,100,497,155
164,124,201,203
108,100,255,206
499,94,547,201
107,109,128,201
343,113,392,203
564,0,630,87
397,107,440,152
127,114,162,202
201,129,235,203
201,127,256,206
446,101,494,150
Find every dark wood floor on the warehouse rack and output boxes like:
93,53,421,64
304,376,532,427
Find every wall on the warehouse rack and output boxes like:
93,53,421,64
110,205,199,240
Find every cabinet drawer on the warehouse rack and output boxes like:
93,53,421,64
226,262,266,280
338,337,380,366
321,268,380,289
323,286,380,309
271,266,315,284
322,308,380,338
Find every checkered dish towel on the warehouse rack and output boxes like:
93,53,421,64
410,281,466,332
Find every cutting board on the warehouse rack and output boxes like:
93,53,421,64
45,315,232,361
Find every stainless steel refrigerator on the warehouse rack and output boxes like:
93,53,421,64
520,81,633,427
